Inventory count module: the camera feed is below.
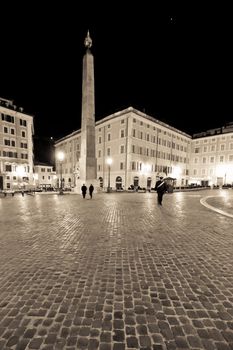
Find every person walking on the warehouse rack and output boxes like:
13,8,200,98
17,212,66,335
155,176,167,205
89,184,94,199
81,184,87,198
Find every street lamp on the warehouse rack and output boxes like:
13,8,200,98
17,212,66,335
106,158,112,193
57,151,65,195
16,165,25,190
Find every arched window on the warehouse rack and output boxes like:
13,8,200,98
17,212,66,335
133,176,139,187
147,177,152,189
99,177,103,188
116,176,122,190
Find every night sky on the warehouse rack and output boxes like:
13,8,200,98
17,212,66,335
1,3,233,140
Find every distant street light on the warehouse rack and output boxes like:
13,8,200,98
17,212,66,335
106,158,112,193
16,165,25,190
57,151,65,195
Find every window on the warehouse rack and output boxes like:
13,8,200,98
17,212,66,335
11,129,15,135
11,140,15,147
4,127,8,133
132,145,135,153
5,165,12,172
107,133,111,141
210,157,214,163
120,130,125,138
120,162,124,170
220,144,225,151
220,156,224,162
120,145,124,153
107,148,110,156
20,119,27,127
21,154,28,159
132,129,136,137
22,131,26,137
194,147,200,153
98,136,101,144
20,142,28,148
2,114,14,123
98,150,101,157
4,139,11,146
121,119,124,124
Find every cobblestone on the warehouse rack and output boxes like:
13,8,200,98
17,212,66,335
0,190,233,349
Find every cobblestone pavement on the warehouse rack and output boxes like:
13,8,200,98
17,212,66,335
0,190,233,350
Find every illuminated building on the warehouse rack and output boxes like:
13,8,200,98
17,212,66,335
0,97,34,191
190,123,233,187
55,107,191,191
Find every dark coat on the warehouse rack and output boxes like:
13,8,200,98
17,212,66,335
89,185,94,193
155,180,167,193
81,185,87,193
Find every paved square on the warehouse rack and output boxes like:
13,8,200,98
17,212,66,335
0,190,233,349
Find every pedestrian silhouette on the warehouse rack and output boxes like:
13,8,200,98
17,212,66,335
81,184,87,198
89,184,94,199
155,177,167,205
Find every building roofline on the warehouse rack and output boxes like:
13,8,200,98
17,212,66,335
54,129,81,144
97,106,192,138
0,97,34,117
55,106,192,144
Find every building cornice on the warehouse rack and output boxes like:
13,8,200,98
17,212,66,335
0,105,34,119
96,106,192,139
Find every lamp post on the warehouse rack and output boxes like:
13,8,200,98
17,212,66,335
57,151,65,195
106,158,112,193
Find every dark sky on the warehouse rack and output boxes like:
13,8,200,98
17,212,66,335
1,3,233,139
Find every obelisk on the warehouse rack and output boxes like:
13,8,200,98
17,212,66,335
77,31,97,191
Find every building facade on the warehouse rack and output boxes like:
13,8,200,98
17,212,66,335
190,123,233,187
55,107,192,191
33,163,56,190
0,97,34,191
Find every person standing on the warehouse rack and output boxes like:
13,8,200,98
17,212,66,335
155,177,167,205
81,184,87,198
89,184,94,199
